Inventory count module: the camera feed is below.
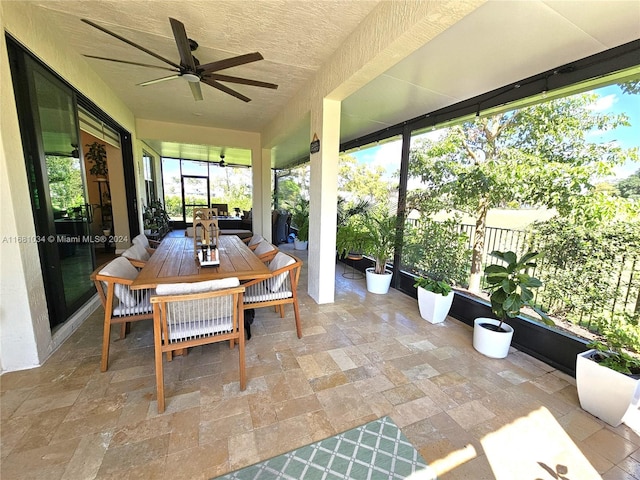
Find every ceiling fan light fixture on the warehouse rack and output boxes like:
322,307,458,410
182,73,200,83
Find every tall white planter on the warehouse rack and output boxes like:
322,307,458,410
576,349,640,427
417,287,454,324
473,317,514,359
365,268,392,294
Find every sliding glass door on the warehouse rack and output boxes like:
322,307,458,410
8,40,96,328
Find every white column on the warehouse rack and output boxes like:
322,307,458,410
308,98,340,304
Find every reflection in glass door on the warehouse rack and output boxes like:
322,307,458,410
8,43,96,328
183,175,210,223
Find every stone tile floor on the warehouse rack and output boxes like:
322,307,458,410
1,243,639,479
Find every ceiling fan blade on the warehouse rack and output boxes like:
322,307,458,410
189,81,204,101
138,74,181,86
206,73,278,90
169,17,196,71
83,55,179,72
81,18,182,70
201,77,251,102
198,52,264,74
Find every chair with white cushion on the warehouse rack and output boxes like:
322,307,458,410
241,252,302,339
132,233,159,255
151,278,246,413
90,256,154,372
122,242,150,263
242,233,264,248
252,239,278,263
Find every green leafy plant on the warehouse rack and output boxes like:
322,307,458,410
336,209,399,274
143,201,170,233
414,277,452,296
588,340,640,376
85,141,108,177
291,196,309,242
484,250,553,330
587,317,640,376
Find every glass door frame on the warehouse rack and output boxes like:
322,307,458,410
182,174,211,224
8,40,95,328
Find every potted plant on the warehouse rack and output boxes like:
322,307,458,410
473,250,552,358
362,211,397,294
414,277,454,324
85,141,108,178
291,197,309,250
407,217,470,324
576,324,640,427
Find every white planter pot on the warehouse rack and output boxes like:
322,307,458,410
293,238,308,250
576,349,640,427
365,268,392,294
417,287,454,324
473,317,514,359
144,229,151,236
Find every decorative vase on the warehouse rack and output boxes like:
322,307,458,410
473,317,514,359
365,268,392,294
417,287,454,324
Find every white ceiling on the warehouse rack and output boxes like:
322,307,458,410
29,1,640,169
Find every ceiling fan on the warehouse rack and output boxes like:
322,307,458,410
81,17,278,102
217,153,248,168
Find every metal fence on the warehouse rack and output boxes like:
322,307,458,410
453,223,640,328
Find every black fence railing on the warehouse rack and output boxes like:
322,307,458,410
452,223,640,330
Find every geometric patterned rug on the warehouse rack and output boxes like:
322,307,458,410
212,416,436,479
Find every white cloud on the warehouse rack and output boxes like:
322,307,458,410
587,93,617,112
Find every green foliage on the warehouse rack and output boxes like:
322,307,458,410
336,209,398,275
407,91,638,289
291,196,309,242
617,169,640,199
484,250,552,328
85,142,108,177
46,156,84,210
337,196,371,227
530,218,640,353
413,277,452,296
143,200,170,232
588,336,640,375
402,217,471,287
339,154,393,207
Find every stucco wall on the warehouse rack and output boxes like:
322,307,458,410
0,1,137,371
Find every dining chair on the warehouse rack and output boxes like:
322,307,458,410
90,256,154,372
132,233,159,254
151,278,246,413
243,233,264,248
252,239,278,263
241,252,303,340
122,242,150,263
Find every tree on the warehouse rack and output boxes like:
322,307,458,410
338,154,394,208
617,169,640,199
408,92,637,292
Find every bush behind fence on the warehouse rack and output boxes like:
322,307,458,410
454,220,640,343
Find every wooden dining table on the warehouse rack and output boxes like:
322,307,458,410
130,234,270,290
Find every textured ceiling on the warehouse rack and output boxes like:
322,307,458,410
26,1,640,168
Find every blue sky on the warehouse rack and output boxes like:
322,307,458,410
350,83,640,182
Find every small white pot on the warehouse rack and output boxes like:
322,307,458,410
576,349,640,427
417,287,454,324
473,317,514,359
144,229,151,236
365,268,392,294
293,238,308,250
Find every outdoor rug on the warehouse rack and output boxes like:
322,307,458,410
212,416,436,479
